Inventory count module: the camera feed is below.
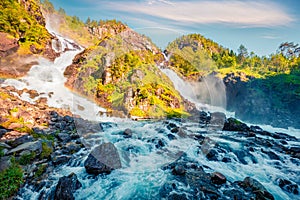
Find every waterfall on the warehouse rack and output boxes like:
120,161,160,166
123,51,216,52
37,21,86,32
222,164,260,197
2,24,106,121
159,55,233,116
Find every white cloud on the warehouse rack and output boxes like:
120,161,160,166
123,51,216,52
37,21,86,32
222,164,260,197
105,0,294,27
261,35,281,39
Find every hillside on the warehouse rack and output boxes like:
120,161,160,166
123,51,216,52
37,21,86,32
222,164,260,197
64,21,190,118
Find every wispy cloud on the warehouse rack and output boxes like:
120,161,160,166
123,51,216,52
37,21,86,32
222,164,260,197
261,35,281,40
104,0,294,27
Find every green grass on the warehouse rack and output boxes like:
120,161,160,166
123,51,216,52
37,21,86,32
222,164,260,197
18,152,36,165
40,142,53,159
0,159,23,199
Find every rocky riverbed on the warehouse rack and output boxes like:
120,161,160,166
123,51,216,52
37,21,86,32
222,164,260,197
1,86,298,199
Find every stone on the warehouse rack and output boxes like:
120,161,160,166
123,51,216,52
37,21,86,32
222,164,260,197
84,142,122,175
172,165,186,176
57,133,71,143
123,128,133,138
211,172,227,185
277,178,299,195
54,173,82,200
0,156,11,172
241,177,274,200
7,134,34,148
6,140,42,155
223,118,250,132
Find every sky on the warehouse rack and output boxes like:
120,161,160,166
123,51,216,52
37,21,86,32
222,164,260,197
48,0,300,56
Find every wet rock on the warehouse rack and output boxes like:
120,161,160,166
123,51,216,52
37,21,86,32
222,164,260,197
57,132,71,143
240,177,274,200
168,193,188,200
205,149,219,161
84,142,122,175
52,155,71,166
261,149,281,160
172,165,186,176
54,173,82,200
277,178,299,195
223,189,255,200
123,128,133,138
223,118,250,132
211,172,227,185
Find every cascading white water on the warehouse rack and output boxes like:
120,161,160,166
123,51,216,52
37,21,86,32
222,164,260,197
2,28,105,121
160,67,234,117
18,119,299,200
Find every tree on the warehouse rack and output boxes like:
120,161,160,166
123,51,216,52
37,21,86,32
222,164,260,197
237,44,249,64
278,42,300,58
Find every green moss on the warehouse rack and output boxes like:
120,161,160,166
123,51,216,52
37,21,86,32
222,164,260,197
34,164,47,178
0,159,23,199
18,152,36,165
0,147,4,158
40,141,53,159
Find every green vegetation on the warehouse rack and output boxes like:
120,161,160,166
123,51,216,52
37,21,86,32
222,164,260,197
0,159,23,199
167,34,300,79
0,0,52,54
71,28,187,118
18,152,36,165
40,141,53,159
34,164,47,178
0,147,4,158
41,0,127,47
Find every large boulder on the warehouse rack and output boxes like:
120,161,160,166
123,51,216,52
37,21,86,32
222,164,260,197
84,142,122,175
54,173,82,200
240,177,274,200
222,118,250,132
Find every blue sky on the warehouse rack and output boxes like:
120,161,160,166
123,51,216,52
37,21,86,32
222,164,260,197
49,0,300,56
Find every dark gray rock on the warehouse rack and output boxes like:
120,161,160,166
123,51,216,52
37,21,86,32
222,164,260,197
54,173,82,200
223,118,250,132
277,178,299,195
6,140,42,155
84,142,122,175
57,133,71,143
0,156,11,172
7,135,34,148
241,177,274,200
211,172,227,185
172,165,186,176
123,128,132,138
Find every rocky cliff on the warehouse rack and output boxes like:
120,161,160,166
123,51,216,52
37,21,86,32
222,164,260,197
64,21,189,118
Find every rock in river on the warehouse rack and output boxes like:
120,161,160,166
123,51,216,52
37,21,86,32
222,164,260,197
54,173,82,200
84,142,122,175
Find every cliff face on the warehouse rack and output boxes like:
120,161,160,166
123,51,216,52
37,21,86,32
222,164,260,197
224,72,300,129
0,0,58,78
65,21,188,118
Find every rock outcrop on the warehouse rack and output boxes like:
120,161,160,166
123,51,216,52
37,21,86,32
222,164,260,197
84,142,122,175
54,173,82,200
